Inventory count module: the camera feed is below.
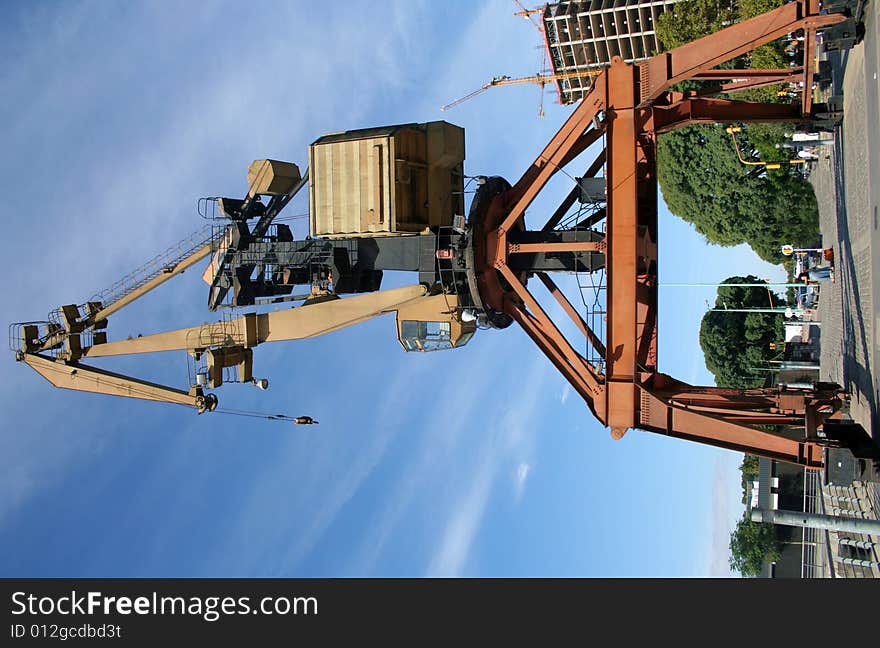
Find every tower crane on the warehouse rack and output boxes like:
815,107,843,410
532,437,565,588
12,1,876,469
511,0,544,34
440,70,604,116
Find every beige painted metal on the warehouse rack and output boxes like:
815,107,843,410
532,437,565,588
425,121,465,229
23,353,201,408
201,225,235,286
247,159,302,196
309,121,464,238
206,346,253,388
395,293,476,350
83,284,428,357
93,242,216,323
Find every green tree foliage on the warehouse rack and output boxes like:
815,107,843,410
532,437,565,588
698,276,784,388
656,0,819,264
742,123,793,163
658,126,818,263
737,0,784,20
735,0,790,104
740,454,759,477
655,0,736,49
729,513,780,576
739,454,759,503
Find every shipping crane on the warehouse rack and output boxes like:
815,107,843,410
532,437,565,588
12,0,876,469
12,121,604,415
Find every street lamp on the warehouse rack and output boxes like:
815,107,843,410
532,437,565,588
725,126,805,169
780,244,828,256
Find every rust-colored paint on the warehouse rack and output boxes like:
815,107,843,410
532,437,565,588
637,1,845,103
472,0,847,468
541,148,606,232
653,97,804,134
508,241,602,254
604,57,639,433
801,28,816,115
691,68,803,79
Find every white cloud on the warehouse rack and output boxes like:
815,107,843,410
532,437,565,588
514,462,532,503
0,0,441,545
706,456,740,577
344,339,507,575
423,350,551,576
426,455,496,577
343,337,553,576
560,385,571,405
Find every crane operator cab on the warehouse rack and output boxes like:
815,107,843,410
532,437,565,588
395,293,475,353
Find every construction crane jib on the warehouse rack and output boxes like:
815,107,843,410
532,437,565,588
441,70,604,113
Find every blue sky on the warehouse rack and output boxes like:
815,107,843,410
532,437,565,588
0,1,788,577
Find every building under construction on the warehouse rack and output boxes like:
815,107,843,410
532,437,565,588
542,0,682,103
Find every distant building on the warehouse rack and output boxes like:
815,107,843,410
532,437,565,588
752,457,880,578
541,0,682,104
752,458,805,577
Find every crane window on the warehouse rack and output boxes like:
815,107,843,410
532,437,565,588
454,330,474,348
400,320,453,352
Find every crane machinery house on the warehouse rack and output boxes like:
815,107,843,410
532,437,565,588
308,121,465,237
307,121,474,352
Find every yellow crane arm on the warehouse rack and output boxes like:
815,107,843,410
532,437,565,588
16,285,429,410
441,69,604,111
22,352,212,411
440,80,501,112
82,284,428,357
93,241,216,323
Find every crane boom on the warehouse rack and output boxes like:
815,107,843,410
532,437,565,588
93,240,217,323
441,69,604,112
82,284,427,358
22,352,211,411
17,285,428,411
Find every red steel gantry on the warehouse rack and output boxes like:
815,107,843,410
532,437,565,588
475,0,850,468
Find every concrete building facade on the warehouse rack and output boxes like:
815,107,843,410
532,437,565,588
542,0,682,103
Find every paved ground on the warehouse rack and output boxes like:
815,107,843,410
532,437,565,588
807,0,880,577
811,0,879,443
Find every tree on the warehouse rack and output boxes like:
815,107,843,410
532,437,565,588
655,0,736,50
740,454,759,477
657,126,819,264
729,513,780,576
698,276,784,388
734,0,791,106
739,453,759,503
655,0,820,264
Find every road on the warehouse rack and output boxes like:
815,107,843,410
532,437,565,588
812,0,879,443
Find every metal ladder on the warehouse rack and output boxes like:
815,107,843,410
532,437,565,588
89,223,220,308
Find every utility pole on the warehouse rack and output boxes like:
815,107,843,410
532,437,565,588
709,307,798,314
661,282,806,288
751,508,880,536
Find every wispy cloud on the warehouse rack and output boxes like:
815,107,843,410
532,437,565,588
344,335,553,576
423,350,551,577
0,0,445,556
344,338,507,575
706,457,738,577
513,462,532,504
426,452,497,577
560,385,571,405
